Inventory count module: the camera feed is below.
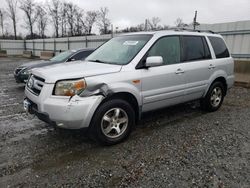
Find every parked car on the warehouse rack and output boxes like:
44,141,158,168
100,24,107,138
24,30,234,145
14,49,94,83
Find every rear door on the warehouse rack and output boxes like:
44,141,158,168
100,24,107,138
180,35,214,102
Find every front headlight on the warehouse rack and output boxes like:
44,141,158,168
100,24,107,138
54,78,86,96
22,69,31,75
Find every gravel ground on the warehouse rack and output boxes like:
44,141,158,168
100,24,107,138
0,57,250,188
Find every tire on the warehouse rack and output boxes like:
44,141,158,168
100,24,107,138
201,81,226,112
89,99,135,145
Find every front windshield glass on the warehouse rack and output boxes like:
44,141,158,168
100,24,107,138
86,35,152,65
50,50,74,62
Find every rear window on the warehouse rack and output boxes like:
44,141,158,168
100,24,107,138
208,36,230,58
182,36,211,62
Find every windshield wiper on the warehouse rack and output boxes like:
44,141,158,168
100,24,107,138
88,59,116,64
87,59,120,65
88,59,107,63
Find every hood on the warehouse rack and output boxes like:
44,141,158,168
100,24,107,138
32,60,122,83
18,60,52,70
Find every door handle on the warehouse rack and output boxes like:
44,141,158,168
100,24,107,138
175,68,185,74
208,64,216,69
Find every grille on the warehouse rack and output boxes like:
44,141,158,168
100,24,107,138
15,67,23,75
27,75,45,96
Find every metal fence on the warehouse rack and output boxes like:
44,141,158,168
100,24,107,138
0,39,24,55
0,34,113,56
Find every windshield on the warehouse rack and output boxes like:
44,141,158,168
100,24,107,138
86,35,152,65
50,50,75,62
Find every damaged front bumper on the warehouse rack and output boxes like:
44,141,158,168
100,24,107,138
25,84,104,129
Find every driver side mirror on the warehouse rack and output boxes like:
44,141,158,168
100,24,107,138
145,56,163,67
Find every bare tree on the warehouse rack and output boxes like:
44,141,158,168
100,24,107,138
48,0,61,38
60,2,67,37
65,2,76,36
20,0,38,39
84,11,98,35
59,2,85,37
148,17,161,30
5,0,18,39
36,4,48,38
97,7,111,34
137,23,145,31
175,18,187,28
0,9,6,37
74,7,84,36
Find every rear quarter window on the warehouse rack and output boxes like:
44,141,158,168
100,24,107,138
208,36,230,58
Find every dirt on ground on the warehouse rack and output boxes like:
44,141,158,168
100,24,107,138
0,57,250,187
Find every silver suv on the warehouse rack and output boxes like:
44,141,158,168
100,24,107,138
24,30,234,145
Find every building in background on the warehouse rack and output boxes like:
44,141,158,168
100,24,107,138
193,20,250,60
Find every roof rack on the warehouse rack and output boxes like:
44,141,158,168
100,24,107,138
168,27,215,34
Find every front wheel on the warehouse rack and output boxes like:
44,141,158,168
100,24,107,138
89,99,135,145
201,81,226,112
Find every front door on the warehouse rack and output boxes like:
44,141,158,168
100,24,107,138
140,36,187,112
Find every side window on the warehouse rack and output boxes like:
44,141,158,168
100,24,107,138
148,36,180,65
182,36,211,62
71,51,93,61
208,36,230,58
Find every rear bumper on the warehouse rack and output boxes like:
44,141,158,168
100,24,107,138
227,75,235,89
25,85,104,129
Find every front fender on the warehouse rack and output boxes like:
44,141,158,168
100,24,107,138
82,77,142,106
107,82,142,106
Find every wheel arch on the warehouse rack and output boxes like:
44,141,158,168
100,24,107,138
204,76,228,97
100,92,141,123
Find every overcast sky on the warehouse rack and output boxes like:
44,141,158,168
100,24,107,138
2,0,250,35
70,0,250,27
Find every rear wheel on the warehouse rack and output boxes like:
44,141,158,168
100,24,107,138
201,81,225,112
89,99,135,145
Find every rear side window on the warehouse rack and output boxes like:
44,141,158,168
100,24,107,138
148,36,180,65
208,36,230,58
182,36,211,62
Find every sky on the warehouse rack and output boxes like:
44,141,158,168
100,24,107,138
2,0,250,36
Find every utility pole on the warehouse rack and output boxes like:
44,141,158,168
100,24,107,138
193,10,200,30
111,24,114,38
145,19,148,31
0,10,4,37
193,11,197,30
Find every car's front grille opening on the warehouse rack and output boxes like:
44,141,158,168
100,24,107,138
27,74,45,96
33,75,45,82
15,68,23,75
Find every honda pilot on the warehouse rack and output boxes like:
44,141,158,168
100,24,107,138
24,30,234,145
